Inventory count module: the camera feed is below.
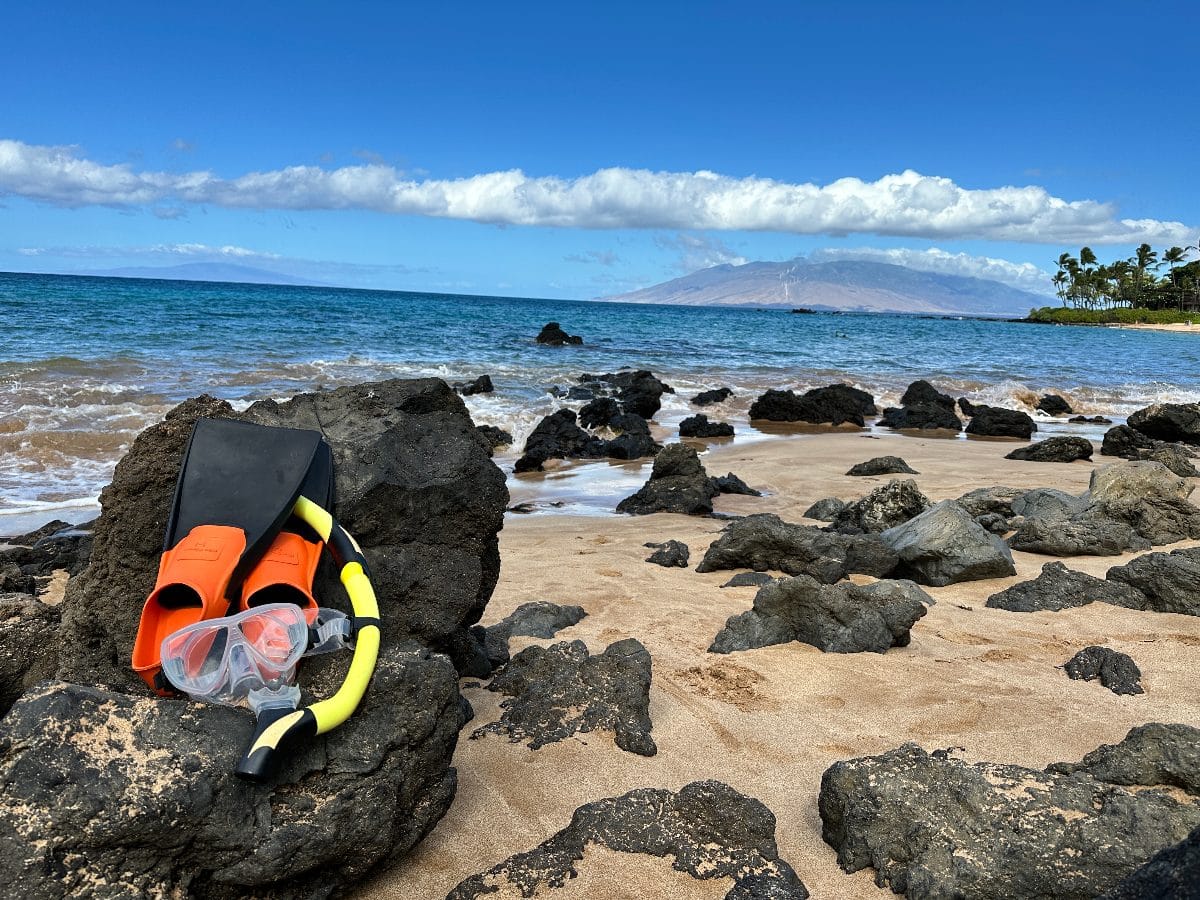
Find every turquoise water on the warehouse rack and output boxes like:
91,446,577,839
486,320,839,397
3,270,1199,524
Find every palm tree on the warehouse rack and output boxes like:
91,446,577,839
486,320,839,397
1164,246,1187,311
1052,270,1069,306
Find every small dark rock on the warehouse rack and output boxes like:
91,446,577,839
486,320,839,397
679,413,734,438
482,601,588,668
691,387,733,406
956,486,1023,519
803,497,846,521
1064,646,1144,695
710,575,930,654
720,572,777,588
455,374,494,395
475,424,513,452
975,512,1010,535
711,472,761,496
535,321,583,345
3,519,73,545
1102,424,1154,458
1106,547,1200,616
1005,436,1094,463
603,413,662,461
846,455,918,476
1071,414,1112,425
1036,394,1073,416
578,396,622,429
447,781,809,899
985,561,1146,613
1047,723,1200,796
645,540,690,568
879,402,963,431
474,638,656,756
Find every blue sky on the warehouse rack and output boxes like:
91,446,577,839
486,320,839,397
2,1,1197,298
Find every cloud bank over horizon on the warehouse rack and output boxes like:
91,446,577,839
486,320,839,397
2,139,1195,246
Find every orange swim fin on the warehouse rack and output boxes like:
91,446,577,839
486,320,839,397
238,529,322,617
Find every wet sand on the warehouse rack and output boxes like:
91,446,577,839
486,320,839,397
363,432,1200,899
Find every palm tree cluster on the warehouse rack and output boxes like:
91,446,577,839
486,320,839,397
1052,243,1200,311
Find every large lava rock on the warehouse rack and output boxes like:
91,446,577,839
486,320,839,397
577,369,673,419
748,384,876,426
985,561,1146,613
1106,547,1200,616
696,513,898,583
820,726,1200,899
0,596,60,716
0,645,466,899
448,781,809,899
617,443,719,516
880,384,960,431
1101,826,1200,900
56,380,509,688
535,321,583,345
880,500,1016,586
962,403,1037,439
1086,459,1200,545
709,575,930,654
830,479,930,534
1128,402,1200,445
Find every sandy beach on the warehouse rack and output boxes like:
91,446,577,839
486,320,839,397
363,431,1200,898
1120,322,1200,334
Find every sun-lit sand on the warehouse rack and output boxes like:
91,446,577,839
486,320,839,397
363,431,1200,899
1119,322,1200,334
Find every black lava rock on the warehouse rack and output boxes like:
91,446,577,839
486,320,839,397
0,597,60,716
720,572,777,588
749,384,876,427
455,374,494,395
900,379,956,408
535,321,583,345
830,479,931,534
1064,646,1144,695
1071,415,1113,424
679,413,734,438
1101,826,1200,900
447,781,809,899
1128,402,1200,445
846,455,918,476
709,575,930,654
481,601,587,668
691,387,733,406
1037,394,1073,416
617,444,719,516
472,638,657,756
985,561,1146,613
578,396,622,429
1106,546,1200,616
645,540,690,568
475,424,513,453
803,497,847,521
963,404,1038,439
879,402,964,431
1005,436,1094,462
880,500,1017,586
711,472,761,496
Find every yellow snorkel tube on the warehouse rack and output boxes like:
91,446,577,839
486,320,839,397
234,495,381,782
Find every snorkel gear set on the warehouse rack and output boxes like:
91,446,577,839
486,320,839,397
130,418,381,782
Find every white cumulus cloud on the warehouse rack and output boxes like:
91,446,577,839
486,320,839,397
0,138,1195,245
809,247,1054,294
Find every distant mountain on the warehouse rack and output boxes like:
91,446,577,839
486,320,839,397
86,262,323,287
603,259,1049,317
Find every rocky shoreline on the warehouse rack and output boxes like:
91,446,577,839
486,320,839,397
1,369,1198,898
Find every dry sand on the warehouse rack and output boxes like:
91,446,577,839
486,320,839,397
1119,321,1200,334
363,431,1200,899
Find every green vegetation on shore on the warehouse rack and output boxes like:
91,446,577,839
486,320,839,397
1049,243,1200,313
1028,306,1200,325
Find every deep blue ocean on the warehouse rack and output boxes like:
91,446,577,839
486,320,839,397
3,270,1199,527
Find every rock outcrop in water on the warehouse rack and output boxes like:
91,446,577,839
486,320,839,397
749,384,876,426
959,400,1038,438
679,413,734,438
448,781,809,899
1036,393,1073,416
535,321,583,345
0,379,509,898
691,386,733,406
514,408,661,472
576,369,673,419
617,444,720,516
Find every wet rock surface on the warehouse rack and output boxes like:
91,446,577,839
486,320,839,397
515,408,660,471
1106,547,1200,616
900,380,956,408
475,424,513,453
691,386,733,406
1036,393,1073,416
880,500,1016,586
680,413,735,438
447,780,809,899
710,575,930,655
473,638,656,756
535,321,583,345
645,539,690,568
820,730,1200,900
1064,646,1144,695
879,402,963,431
985,561,1146,613
0,521,93,578
846,455,918,476
455,374,494,395
696,513,899,583
578,396,621,429
577,369,673,419
1005,435,1093,462
0,646,466,900
617,443,720,516
829,479,931,534
749,384,876,426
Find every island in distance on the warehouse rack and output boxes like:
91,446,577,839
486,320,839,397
604,257,1048,317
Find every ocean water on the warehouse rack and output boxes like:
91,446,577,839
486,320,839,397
3,270,1200,528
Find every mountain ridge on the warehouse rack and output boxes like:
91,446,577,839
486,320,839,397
602,258,1049,317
